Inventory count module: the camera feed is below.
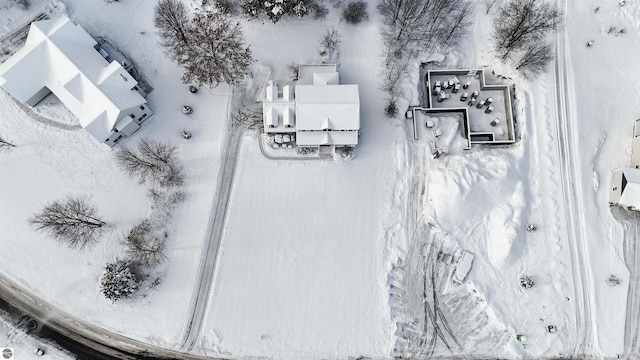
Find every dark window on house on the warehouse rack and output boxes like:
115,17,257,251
140,105,145,110
113,134,124,144
129,114,135,119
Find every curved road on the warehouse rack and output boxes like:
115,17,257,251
0,274,224,360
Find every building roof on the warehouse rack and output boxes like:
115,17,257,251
618,167,640,209
295,84,359,131
0,15,146,142
313,71,339,85
296,130,358,146
297,64,337,85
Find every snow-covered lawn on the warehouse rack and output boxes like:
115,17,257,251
200,13,406,358
203,132,398,359
0,0,227,347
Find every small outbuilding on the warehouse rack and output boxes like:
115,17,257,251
609,167,640,211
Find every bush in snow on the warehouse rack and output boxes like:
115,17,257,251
310,2,328,19
122,221,168,267
319,29,341,62
7,0,30,9
211,0,236,14
520,276,534,289
241,0,318,22
341,0,367,25
0,134,15,150
100,259,142,301
384,99,399,119
287,62,299,81
29,196,106,249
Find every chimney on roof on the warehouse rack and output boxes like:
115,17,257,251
266,81,277,102
283,85,293,101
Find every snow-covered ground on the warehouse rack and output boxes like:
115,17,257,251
562,0,640,354
0,316,73,360
0,0,639,358
200,12,404,359
0,0,227,349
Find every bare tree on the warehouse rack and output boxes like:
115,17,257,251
492,0,562,61
484,0,498,14
154,0,253,87
8,0,30,10
154,0,191,58
100,259,141,301
181,11,253,87
515,41,554,77
0,135,15,150
380,53,406,97
115,139,184,188
319,29,341,62
378,0,472,59
287,62,299,81
122,221,167,266
115,145,162,185
29,196,105,248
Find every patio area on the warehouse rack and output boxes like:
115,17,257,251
410,69,515,148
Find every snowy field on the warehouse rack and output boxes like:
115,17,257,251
201,12,405,358
0,0,639,359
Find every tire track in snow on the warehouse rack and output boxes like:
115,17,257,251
553,0,596,356
614,207,640,358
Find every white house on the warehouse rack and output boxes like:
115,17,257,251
610,167,640,211
0,15,152,147
610,119,640,210
262,64,360,149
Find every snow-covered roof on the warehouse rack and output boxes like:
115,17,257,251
298,64,337,85
0,15,147,142
452,251,474,284
295,84,359,131
296,130,358,146
313,72,339,85
618,167,640,209
263,103,296,133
